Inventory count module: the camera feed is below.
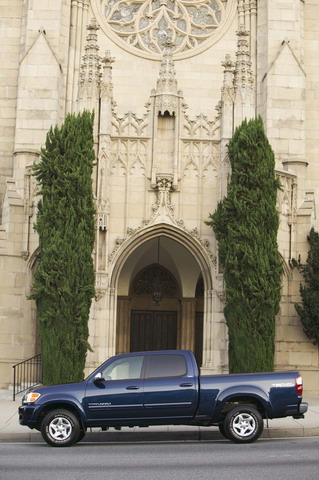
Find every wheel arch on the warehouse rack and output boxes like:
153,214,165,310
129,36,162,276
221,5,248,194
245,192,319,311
214,387,273,421
37,402,86,430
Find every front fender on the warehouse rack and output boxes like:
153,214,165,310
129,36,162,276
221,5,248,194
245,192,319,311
213,385,273,421
31,394,87,425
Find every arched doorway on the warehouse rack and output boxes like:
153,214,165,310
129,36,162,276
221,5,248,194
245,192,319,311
115,234,203,362
130,261,179,351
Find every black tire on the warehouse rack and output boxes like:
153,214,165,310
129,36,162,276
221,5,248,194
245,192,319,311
75,429,87,443
41,409,81,447
223,404,264,443
218,422,229,439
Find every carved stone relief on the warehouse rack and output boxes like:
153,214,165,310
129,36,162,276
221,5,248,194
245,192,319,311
108,173,217,269
276,172,297,218
182,141,219,179
112,112,149,137
95,272,109,300
109,139,148,176
183,113,220,139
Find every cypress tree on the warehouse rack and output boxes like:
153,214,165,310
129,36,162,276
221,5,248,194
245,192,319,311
207,116,282,373
293,228,319,346
30,111,96,384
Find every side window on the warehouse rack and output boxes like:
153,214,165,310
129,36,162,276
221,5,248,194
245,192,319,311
102,356,144,380
147,354,187,378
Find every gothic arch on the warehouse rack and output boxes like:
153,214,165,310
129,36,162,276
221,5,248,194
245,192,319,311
108,223,214,294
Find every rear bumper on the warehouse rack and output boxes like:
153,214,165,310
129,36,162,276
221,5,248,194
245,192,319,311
293,402,308,419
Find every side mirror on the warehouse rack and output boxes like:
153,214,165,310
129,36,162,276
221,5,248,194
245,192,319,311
93,372,105,383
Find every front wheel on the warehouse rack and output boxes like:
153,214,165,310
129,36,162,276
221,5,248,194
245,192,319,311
223,405,264,443
41,409,81,447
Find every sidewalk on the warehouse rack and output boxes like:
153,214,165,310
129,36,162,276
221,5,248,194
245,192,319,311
0,389,318,444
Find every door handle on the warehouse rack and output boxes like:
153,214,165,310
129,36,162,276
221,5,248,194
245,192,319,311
126,386,140,390
180,383,193,387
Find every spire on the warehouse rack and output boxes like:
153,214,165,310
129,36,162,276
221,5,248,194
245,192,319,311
77,18,102,109
220,54,235,140
100,50,115,102
221,54,235,103
234,25,253,92
233,24,255,125
154,40,179,115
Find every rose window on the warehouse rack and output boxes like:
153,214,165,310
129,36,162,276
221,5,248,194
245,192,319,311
93,0,233,58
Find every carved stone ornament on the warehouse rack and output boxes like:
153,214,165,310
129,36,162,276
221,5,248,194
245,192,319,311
95,272,109,300
21,250,30,261
108,174,217,268
216,289,226,303
93,0,232,58
276,171,297,218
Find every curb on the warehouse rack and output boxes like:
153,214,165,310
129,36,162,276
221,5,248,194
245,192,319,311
0,428,318,444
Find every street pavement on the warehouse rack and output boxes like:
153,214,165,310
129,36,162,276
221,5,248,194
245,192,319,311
0,389,318,444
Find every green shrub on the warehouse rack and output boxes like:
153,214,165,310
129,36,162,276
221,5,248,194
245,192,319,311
207,117,282,372
293,228,319,346
30,111,96,384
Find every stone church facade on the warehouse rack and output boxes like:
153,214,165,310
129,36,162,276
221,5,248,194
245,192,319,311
1,0,318,394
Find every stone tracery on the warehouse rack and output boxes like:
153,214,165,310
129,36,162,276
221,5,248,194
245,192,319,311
99,0,230,56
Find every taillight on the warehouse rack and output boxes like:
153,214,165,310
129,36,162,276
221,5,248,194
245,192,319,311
296,375,303,396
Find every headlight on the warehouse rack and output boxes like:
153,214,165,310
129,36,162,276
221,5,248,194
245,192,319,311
23,391,41,403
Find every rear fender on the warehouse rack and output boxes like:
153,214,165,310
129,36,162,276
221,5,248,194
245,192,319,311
213,386,273,421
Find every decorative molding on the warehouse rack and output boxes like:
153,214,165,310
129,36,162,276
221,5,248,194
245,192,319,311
262,38,306,82
97,213,108,231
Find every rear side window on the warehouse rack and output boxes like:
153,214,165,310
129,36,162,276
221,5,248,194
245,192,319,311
147,354,187,378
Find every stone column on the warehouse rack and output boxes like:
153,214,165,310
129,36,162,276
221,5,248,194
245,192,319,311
116,296,130,354
90,287,117,365
66,0,89,113
201,290,223,374
180,298,196,351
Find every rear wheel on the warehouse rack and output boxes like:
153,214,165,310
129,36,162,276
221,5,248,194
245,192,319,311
223,404,263,443
41,409,81,447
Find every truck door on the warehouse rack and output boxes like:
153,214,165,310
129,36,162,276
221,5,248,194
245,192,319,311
143,353,197,419
83,354,145,422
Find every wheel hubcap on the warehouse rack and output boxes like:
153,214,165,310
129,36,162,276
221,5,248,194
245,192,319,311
232,413,256,437
49,417,72,441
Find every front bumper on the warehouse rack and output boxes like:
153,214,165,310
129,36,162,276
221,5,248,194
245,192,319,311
18,405,39,428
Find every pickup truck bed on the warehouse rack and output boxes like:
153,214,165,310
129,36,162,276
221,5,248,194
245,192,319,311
19,350,308,447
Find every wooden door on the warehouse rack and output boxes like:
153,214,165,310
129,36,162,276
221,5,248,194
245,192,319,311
130,310,177,352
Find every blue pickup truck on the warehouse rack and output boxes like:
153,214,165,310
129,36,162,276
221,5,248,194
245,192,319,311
19,350,308,447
